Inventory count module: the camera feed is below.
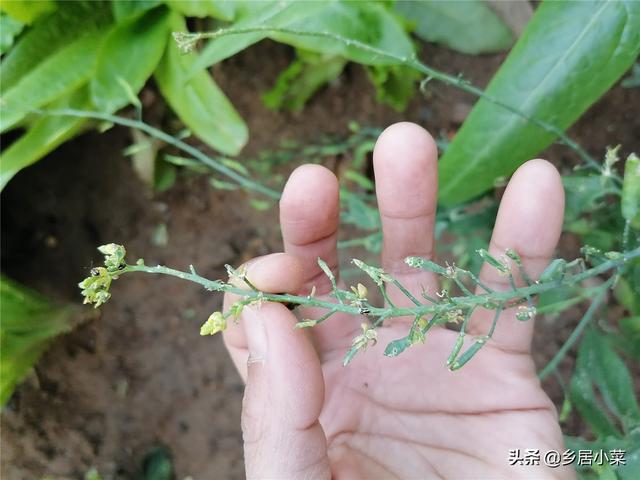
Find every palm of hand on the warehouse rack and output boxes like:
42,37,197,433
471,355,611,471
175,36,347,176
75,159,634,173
223,123,572,479
320,322,563,478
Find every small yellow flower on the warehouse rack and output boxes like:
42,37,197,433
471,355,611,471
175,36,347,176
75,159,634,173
351,283,368,300
200,312,226,336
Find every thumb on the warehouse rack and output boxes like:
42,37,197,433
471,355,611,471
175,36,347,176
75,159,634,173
241,302,331,479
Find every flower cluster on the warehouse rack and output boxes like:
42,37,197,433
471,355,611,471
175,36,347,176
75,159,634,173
78,244,126,308
200,312,226,336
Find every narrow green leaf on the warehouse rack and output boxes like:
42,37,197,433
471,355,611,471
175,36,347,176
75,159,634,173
0,86,90,190
0,2,113,90
395,0,514,54
1,32,104,132
438,0,640,205
622,153,640,229
91,6,170,113
155,12,248,155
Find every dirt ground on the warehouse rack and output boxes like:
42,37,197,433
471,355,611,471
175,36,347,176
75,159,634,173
1,40,639,479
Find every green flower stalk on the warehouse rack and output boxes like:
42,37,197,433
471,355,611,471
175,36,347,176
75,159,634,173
79,243,640,369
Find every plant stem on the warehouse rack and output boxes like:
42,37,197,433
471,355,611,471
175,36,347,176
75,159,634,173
123,247,639,323
33,108,281,200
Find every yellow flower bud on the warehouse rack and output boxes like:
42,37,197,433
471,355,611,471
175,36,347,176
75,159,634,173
200,312,226,336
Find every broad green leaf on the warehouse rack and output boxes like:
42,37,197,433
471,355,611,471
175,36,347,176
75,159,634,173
0,0,55,24
112,0,162,22
0,2,112,90
155,13,248,155
0,13,24,54
571,328,640,437
0,275,76,405
271,2,414,66
1,32,104,132
395,0,513,54
0,86,91,190
582,329,640,429
570,354,620,438
91,6,170,113
166,0,238,21
622,153,640,229
189,0,331,74
262,51,347,112
438,0,640,205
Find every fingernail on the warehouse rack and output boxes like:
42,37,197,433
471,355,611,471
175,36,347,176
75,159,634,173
244,306,267,364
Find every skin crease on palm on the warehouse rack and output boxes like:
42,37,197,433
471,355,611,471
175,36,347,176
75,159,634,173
222,122,575,479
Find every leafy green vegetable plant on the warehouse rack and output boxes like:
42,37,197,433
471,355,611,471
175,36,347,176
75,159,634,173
0,275,79,405
3,0,478,189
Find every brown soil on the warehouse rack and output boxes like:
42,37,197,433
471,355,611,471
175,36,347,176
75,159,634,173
1,40,638,479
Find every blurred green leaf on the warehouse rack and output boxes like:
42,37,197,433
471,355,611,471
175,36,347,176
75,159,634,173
615,277,640,315
262,51,346,112
395,0,513,54
271,2,414,66
613,316,640,361
0,0,55,24
537,285,589,316
141,446,173,480
341,190,380,231
366,63,420,111
155,12,248,155
0,14,24,54
0,86,91,190
622,153,640,229
154,160,177,192
112,0,162,22
190,0,328,73
572,328,640,436
167,0,238,20
438,0,640,205
91,6,170,113
1,32,104,132
0,275,76,405
0,1,112,90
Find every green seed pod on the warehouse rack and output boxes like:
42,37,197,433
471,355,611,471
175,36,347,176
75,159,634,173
295,319,318,329
405,256,447,275
621,153,640,229
477,249,509,273
449,339,486,371
446,334,465,366
539,259,567,282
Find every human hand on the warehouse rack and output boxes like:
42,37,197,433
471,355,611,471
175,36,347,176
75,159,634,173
223,123,572,479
